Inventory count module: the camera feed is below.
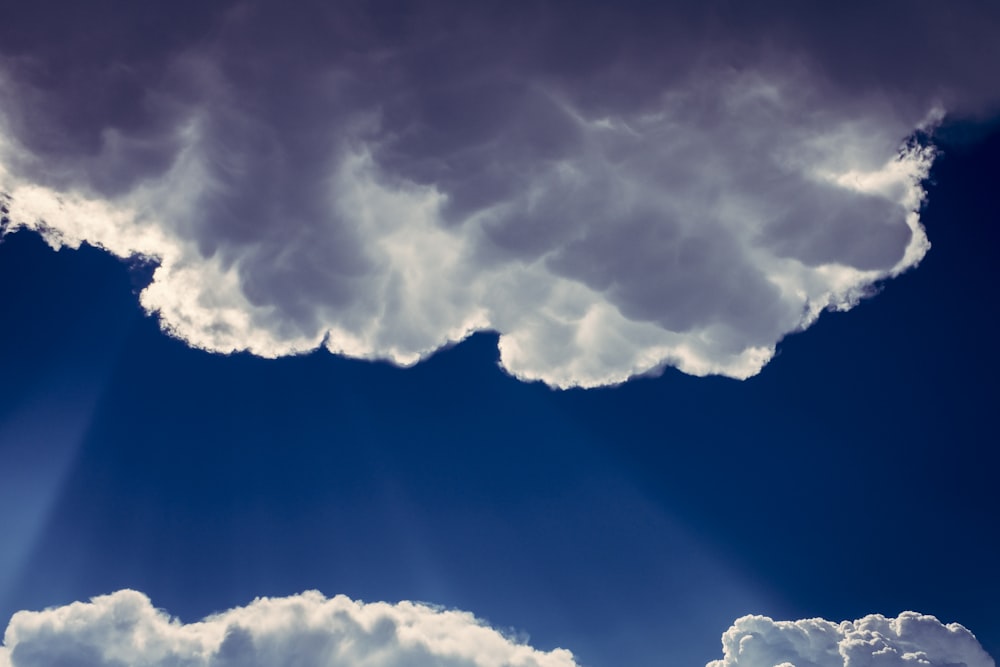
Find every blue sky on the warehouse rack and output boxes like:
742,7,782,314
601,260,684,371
0,4,998,667
2,127,998,665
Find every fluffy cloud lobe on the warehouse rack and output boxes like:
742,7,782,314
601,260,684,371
0,590,577,667
2,2,994,386
709,612,995,667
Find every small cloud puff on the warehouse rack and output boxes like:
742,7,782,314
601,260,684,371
708,612,995,667
0,589,578,667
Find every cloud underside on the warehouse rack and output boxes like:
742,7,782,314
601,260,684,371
0,4,952,387
0,591,993,667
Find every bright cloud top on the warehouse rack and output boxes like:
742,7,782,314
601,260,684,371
0,589,578,667
709,612,995,667
0,3,965,386
0,592,993,667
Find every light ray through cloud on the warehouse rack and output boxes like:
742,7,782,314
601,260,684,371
0,388,101,609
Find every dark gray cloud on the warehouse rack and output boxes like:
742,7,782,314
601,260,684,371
1,1,996,386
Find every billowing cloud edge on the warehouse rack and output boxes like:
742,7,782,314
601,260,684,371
0,589,577,667
0,54,941,388
0,592,993,667
709,611,995,667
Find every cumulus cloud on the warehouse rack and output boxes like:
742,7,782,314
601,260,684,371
709,612,995,667
0,589,578,667
1,1,997,387
0,594,993,667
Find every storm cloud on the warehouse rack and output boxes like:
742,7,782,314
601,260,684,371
1,1,998,386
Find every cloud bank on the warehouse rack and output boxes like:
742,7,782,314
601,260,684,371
0,590,577,667
1,2,998,387
0,592,993,667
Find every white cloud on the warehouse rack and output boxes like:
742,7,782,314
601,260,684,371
708,612,995,667
1,594,993,667
0,590,578,667
0,10,941,387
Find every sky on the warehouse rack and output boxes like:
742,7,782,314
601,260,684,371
0,2,998,666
